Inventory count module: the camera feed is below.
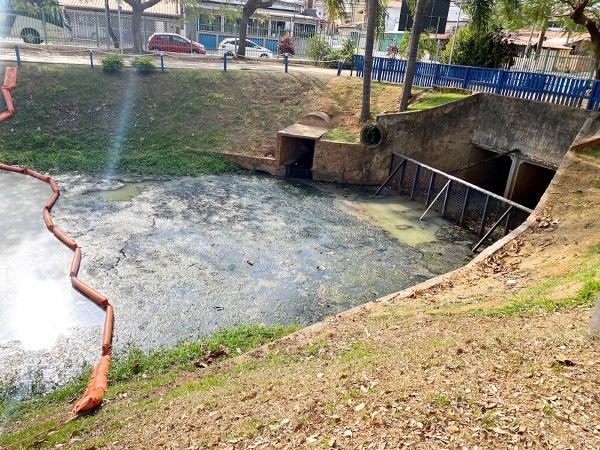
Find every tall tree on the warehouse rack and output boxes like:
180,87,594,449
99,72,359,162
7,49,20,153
360,0,378,122
123,0,163,53
399,0,427,111
236,0,276,57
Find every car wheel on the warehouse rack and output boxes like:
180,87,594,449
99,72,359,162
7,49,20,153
226,51,234,57
21,28,41,44
150,46,160,51
260,53,269,58
192,49,199,54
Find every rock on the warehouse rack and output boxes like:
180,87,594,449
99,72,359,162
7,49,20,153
589,294,600,337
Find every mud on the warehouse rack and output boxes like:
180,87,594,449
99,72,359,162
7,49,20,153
0,172,477,403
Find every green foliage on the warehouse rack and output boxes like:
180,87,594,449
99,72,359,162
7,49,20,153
277,34,295,56
397,30,439,60
328,37,357,68
101,53,124,73
441,25,511,68
306,36,356,68
108,324,299,383
131,56,157,74
306,35,332,64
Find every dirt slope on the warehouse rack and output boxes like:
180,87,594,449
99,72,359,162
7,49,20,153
3,149,599,448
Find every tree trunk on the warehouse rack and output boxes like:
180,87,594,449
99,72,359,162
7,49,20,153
104,0,119,49
360,0,377,123
237,11,250,57
123,0,162,54
399,0,426,112
236,0,276,57
131,4,143,53
535,21,546,55
570,1,600,79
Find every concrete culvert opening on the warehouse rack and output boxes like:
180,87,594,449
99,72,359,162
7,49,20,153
283,137,316,179
460,147,514,196
510,162,556,209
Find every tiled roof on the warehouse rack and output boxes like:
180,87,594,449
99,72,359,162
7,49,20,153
62,0,180,16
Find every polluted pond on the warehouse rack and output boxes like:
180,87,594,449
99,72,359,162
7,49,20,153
0,172,477,405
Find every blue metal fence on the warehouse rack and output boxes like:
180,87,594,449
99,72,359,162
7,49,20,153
352,55,600,110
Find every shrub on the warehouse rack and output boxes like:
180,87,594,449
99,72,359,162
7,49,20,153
306,35,331,65
101,53,124,73
277,34,295,56
131,56,157,74
328,37,357,69
441,25,511,68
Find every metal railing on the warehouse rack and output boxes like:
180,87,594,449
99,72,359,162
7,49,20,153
376,153,533,252
352,54,600,110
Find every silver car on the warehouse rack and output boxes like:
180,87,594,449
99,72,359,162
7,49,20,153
218,38,273,58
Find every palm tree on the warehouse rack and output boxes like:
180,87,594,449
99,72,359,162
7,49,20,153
399,0,427,111
360,0,378,122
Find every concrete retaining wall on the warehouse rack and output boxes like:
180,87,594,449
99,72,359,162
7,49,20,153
473,94,593,168
377,94,480,172
312,140,388,184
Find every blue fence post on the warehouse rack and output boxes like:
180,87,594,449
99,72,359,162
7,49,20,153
377,58,383,82
160,53,164,72
536,74,546,101
462,67,470,89
284,53,289,73
89,50,94,69
337,60,343,76
433,63,441,86
14,44,21,66
350,55,354,77
223,53,227,72
495,69,505,94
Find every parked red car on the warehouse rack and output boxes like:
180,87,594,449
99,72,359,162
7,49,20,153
147,33,206,54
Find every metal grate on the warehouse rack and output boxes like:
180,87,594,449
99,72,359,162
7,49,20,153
377,154,533,252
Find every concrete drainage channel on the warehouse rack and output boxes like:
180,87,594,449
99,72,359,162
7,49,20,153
0,172,479,406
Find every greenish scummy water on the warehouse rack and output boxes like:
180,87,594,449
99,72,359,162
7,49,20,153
86,181,153,201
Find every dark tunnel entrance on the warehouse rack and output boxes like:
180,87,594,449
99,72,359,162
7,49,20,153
280,137,316,180
510,162,556,209
461,147,514,197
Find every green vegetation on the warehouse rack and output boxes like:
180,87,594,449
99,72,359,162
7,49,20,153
0,324,298,424
101,53,125,73
0,64,329,176
306,36,357,68
441,26,515,68
131,56,158,74
408,93,468,110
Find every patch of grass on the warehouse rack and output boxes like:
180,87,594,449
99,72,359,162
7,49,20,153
578,145,600,158
109,324,299,383
408,93,467,111
0,65,331,175
323,128,360,143
0,324,298,436
469,278,600,318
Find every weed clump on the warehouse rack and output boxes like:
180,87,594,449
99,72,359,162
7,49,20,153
101,54,125,73
131,56,157,74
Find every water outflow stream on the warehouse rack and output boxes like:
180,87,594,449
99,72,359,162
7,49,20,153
0,173,476,401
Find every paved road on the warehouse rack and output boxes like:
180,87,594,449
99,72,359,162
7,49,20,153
0,45,344,76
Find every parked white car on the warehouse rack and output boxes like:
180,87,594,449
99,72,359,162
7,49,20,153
218,38,273,58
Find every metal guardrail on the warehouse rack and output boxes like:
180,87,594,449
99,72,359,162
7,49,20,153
376,153,533,252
